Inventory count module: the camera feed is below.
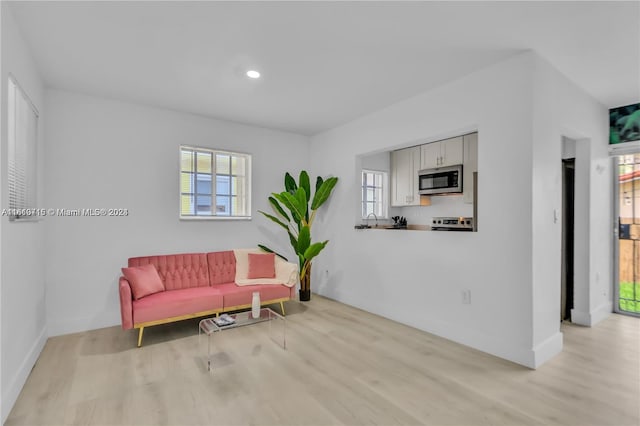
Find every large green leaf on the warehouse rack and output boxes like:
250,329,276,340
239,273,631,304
288,232,298,252
257,245,288,261
303,240,329,262
295,187,307,220
268,196,290,222
298,253,305,271
284,172,297,194
311,176,338,210
299,171,311,203
297,225,311,255
299,171,311,221
259,211,289,231
315,176,324,194
277,190,306,224
273,192,302,224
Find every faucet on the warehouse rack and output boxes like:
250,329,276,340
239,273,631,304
365,213,378,228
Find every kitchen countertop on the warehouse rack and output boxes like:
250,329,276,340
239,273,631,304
355,224,476,232
355,224,431,231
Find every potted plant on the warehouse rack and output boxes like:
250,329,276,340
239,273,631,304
259,171,338,301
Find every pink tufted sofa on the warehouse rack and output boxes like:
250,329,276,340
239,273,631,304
119,250,297,346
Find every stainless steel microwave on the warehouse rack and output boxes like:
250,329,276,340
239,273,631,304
418,164,463,195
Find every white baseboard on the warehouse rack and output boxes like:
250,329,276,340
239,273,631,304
590,302,613,325
1,326,47,424
531,331,563,368
570,309,590,325
326,292,540,369
571,302,612,326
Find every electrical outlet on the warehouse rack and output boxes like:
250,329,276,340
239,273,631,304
462,289,471,304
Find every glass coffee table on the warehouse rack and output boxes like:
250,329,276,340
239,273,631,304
199,308,286,371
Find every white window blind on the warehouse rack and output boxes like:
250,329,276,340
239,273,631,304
8,76,39,220
180,146,251,219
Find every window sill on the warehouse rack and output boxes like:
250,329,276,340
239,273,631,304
180,216,252,221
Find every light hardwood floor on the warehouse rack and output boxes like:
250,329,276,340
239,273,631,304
6,296,640,426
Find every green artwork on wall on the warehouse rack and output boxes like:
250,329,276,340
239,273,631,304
610,103,640,144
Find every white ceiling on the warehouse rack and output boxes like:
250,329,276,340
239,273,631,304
8,1,640,136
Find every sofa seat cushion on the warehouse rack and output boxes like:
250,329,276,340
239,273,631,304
132,287,223,325
214,283,292,309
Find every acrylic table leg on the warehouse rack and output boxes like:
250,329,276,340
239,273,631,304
283,318,287,349
207,332,211,372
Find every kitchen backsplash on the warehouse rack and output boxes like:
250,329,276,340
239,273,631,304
391,195,473,225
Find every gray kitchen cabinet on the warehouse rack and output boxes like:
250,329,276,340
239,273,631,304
463,132,478,204
420,136,464,169
391,146,421,206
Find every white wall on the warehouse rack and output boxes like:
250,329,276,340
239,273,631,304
1,4,47,422
310,51,611,368
44,90,309,336
360,151,390,172
310,52,539,367
530,55,611,342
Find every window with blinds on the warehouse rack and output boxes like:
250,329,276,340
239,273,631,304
180,146,251,219
8,76,39,221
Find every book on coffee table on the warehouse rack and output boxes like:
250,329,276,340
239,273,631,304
212,314,235,326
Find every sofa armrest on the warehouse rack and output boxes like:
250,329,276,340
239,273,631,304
275,257,299,287
119,276,134,329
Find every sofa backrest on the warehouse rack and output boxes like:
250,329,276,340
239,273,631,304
206,251,236,285
128,253,210,290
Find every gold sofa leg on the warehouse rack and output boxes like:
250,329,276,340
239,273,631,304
280,301,286,316
137,327,144,347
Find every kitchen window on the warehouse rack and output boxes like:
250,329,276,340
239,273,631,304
180,146,251,219
361,169,388,218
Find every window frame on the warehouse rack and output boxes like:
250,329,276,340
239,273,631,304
361,168,389,219
179,145,252,220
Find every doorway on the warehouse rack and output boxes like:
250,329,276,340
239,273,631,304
561,159,575,321
615,154,640,315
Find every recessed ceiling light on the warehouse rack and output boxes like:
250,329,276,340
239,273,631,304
246,70,261,79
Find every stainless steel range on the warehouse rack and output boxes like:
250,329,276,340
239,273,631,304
431,216,474,231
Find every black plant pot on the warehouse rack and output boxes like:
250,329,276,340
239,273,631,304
299,289,311,301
